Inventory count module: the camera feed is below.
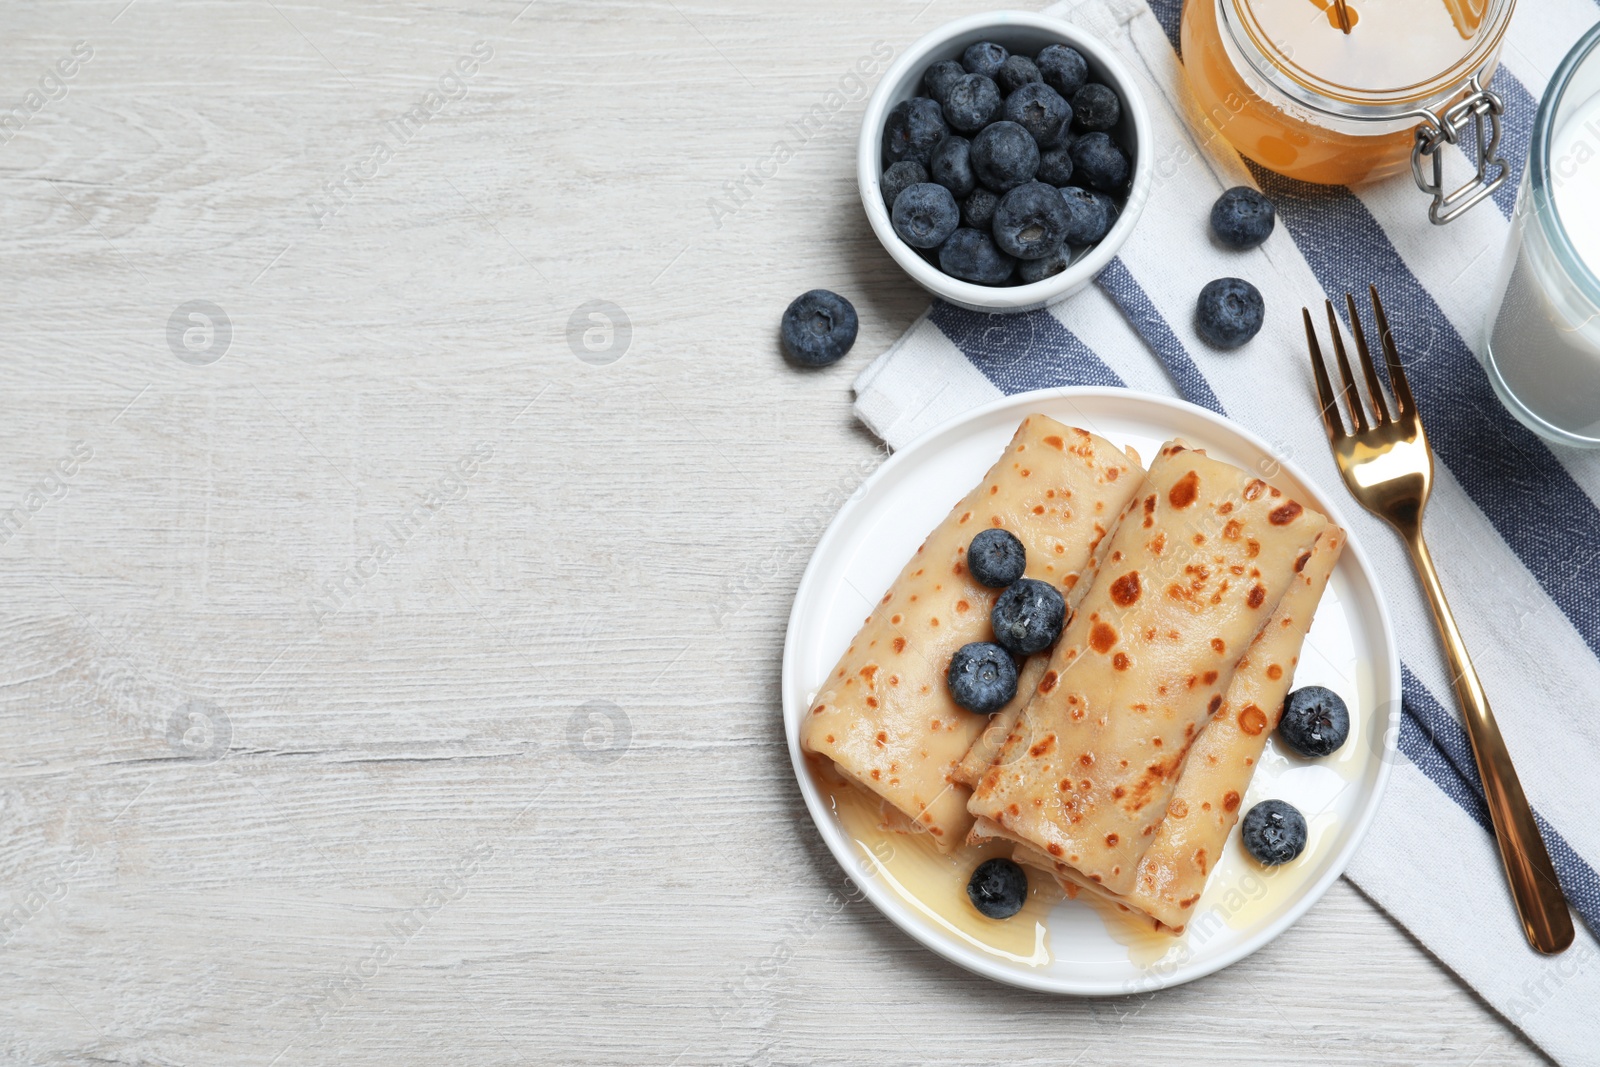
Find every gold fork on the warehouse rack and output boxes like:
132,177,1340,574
1303,285,1574,955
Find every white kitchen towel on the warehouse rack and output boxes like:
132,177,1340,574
854,0,1600,1063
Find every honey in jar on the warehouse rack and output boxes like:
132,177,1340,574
1180,0,1516,218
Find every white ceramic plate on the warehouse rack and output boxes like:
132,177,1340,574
783,388,1400,995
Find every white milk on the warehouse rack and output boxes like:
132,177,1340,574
1484,91,1600,445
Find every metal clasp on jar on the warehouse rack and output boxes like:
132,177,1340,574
1410,75,1509,225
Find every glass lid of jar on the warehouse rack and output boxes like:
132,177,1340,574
1225,0,1516,112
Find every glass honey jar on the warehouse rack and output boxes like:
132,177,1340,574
1181,0,1517,222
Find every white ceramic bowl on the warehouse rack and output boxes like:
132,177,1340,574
859,11,1152,314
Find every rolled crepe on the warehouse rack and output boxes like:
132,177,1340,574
968,441,1330,892
801,416,1143,851
985,526,1344,929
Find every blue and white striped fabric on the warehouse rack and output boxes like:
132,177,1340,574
854,0,1600,1061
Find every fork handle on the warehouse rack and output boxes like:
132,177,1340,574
1405,532,1575,954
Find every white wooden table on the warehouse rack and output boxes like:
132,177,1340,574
0,1,1550,1063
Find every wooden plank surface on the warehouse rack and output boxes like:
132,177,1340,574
0,0,1551,1063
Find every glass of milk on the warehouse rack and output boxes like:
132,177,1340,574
1484,23,1600,448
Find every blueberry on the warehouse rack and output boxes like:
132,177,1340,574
1278,685,1350,757
967,857,1029,919
962,41,1008,78
961,188,999,230
990,577,1066,654
947,641,1019,713
1069,132,1129,192
943,74,1002,134
1058,186,1111,245
993,181,1071,261
1018,247,1073,284
1195,277,1265,349
924,59,967,103
1036,44,1088,97
881,160,928,210
1071,82,1121,131
1210,185,1276,250
968,528,1026,587
892,183,960,249
1037,145,1074,186
970,121,1039,192
780,290,858,368
996,54,1042,95
1004,82,1071,147
929,136,976,198
883,97,949,167
1240,799,1308,866
939,228,1015,285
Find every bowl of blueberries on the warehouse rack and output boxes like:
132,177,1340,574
860,10,1151,313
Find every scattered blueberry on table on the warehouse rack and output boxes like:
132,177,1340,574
1278,685,1350,758
1195,276,1265,349
990,577,1066,655
780,289,858,367
967,528,1027,587
1210,185,1276,250
947,641,1020,713
880,41,1132,287
967,857,1030,919
1241,799,1309,866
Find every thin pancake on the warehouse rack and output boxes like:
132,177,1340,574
968,441,1330,890
801,416,1142,851
985,527,1343,929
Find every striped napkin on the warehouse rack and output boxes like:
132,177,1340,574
854,0,1600,1061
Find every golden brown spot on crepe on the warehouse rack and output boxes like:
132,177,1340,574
1112,785,1126,798
1295,550,1312,572
1208,694,1223,715
1202,801,1212,811
909,594,918,603
1110,571,1142,607
1169,470,1201,508
1047,842,1064,857
1064,573,1079,589
1032,504,1045,515
880,592,892,604
1239,704,1267,735
1008,804,1021,816
1170,798,1189,818
954,600,970,615
1089,874,1103,883
1126,753,1186,810
865,696,878,708
1021,468,1030,477
824,734,834,743
1223,791,1241,812
1153,736,1164,747
1247,539,1261,558
875,732,887,746
1106,466,1120,481
991,516,1003,526
1090,621,1118,653
1038,670,1059,694
1105,833,1119,847
959,511,972,524
1270,500,1304,525
811,705,826,716
888,675,900,687
930,827,944,837
1202,669,1218,685
1112,652,1130,671
1029,735,1056,757
1142,493,1157,528
1243,478,1267,501
891,637,905,654
1043,435,1064,450
1222,519,1243,542
1247,585,1266,609
1267,664,1283,680
870,769,880,780
1270,486,1281,497
1079,779,1092,792
1045,488,1055,498
1178,894,1200,908
1195,848,1209,875
860,665,878,682
1218,500,1234,515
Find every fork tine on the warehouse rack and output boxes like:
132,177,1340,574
1324,300,1369,433
1302,306,1345,442
1344,291,1391,425
1369,284,1415,416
